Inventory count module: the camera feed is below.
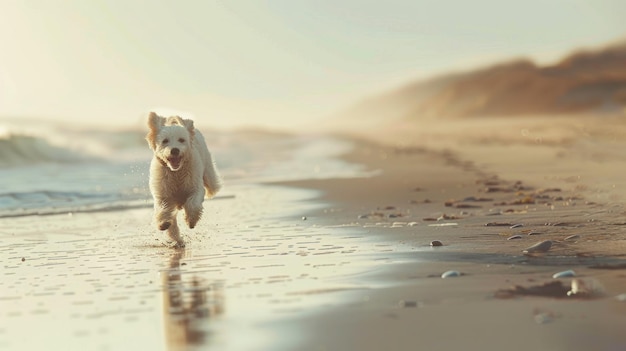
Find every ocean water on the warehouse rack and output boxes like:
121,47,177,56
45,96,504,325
0,119,390,351
0,119,368,218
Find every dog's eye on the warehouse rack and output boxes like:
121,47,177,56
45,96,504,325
162,139,169,144
178,138,185,143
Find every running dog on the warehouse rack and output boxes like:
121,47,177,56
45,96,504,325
146,112,221,246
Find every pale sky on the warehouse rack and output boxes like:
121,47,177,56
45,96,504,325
0,0,625,130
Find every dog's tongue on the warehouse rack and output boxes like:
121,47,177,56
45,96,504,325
168,156,182,169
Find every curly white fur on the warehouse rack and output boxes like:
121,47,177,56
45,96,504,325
146,112,222,246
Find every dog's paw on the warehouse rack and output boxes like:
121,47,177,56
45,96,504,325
158,221,171,231
184,213,200,229
163,239,185,249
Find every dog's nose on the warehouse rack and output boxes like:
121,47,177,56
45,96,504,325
171,148,180,156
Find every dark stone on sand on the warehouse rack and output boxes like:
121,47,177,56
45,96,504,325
485,222,513,227
21,257,25,262
399,300,417,308
495,281,570,299
430,240,443,247
545,222,567,226
455,203,482,209
588,263,626,270
463,196,493,202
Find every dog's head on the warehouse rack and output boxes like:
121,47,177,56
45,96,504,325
146,112,195,171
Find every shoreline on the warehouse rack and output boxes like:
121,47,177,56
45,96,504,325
2,117,626,351
275,130,626,350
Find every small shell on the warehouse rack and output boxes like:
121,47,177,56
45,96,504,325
510,223,523,229
430,240,443,247
563,234,580,241
441,270,461,278
428,223,458,227
507,235,522,240
523,240,552,254
552,270,576,278
567,278,604,297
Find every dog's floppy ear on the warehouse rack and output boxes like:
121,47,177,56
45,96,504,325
146,112,164,150
181,117,196,139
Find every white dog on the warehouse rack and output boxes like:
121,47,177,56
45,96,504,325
146,112,222,246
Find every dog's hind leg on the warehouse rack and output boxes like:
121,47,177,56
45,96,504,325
183,190,204,229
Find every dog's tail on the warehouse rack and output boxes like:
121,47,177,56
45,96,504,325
203,156,222,199
195,131,222,198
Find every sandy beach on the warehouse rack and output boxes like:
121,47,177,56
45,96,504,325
283,115,626,350
2,3,625,351
2,115,626,351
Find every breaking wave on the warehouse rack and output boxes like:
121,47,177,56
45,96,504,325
0,133,95,166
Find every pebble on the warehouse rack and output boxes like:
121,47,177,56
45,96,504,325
616,294,626,302
428,223,458,227
552,270,576,278
533,312,552,325
430,240,443,247
398,300,418,308
564,234,580,241
302,216,307,221
523,240,552,254
21,257,25,262
441,270,461,278
485,222,513,227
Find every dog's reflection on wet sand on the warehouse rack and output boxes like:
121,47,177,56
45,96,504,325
162,249,224,349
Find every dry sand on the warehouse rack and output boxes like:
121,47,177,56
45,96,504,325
1,115,626,351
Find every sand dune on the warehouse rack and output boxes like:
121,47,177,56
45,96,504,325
339,41,626,125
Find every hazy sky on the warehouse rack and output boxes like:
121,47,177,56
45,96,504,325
0,0,625,130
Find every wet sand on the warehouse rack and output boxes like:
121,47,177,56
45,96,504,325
2,115,626,350
281,115,626,350
0,183,418,351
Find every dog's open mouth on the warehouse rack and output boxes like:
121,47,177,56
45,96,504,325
167,156,183,170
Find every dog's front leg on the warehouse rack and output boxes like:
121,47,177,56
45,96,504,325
155,200,177,231
183,190,204,229
166,216,184,247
